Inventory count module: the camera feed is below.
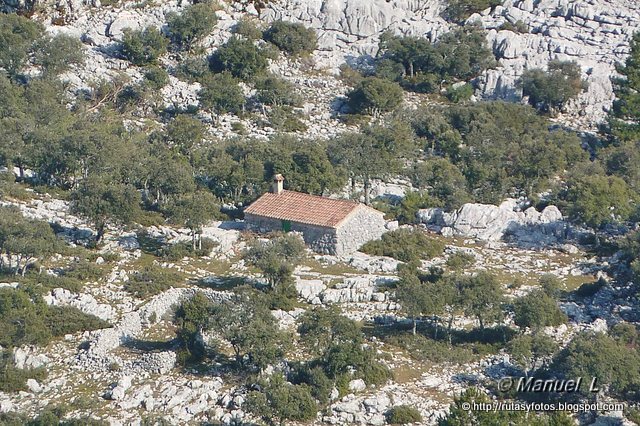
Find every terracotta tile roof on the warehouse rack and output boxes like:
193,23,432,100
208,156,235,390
244,190,366,228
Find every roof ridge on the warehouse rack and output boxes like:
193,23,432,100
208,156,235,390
280,189,359,205
244,190,368,228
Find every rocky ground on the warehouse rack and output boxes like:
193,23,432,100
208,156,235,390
4,0,637,141
0,186,627,425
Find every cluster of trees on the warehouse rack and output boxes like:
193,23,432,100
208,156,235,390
244,233,307,309
0,14,84,78
408,102,587,204
395,268,566,347
120,8,317,127
342,25,496,115
173,291,390,424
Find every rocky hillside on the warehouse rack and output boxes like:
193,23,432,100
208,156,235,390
2,0,639,132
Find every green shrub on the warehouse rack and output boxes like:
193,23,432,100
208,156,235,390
387,405,422,424
245,374,318,425
383,332,474,364
199,71,245,114
121,27,168,65
263,20,317,56
166,1,219,50
346,77,403,116
374,191,440,224
44,306,110,336
0,353,46,393
175,56,210,82
0,13,44,77
446,83,473,103
34,34,85,76
268,106,307,132
358,359,392,386
443,0,501,22
209,36,268,81
124,264,185,298
513,290,567,330
521,60,587,113
360,228,445,262
158,238,218,260
233,16,263,40
255,75,302,107
445,251,475,270
499,20,529,33
291,365,333,404
144,65,170,89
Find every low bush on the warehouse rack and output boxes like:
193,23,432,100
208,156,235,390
498,20,528,33
124,264,185,298
0,286,111,348
44,305,110,336
144,65,170,89
386,405,422,424
445,251,475,270
209,36,268,81
166,1,218,50
268,106,307,132
443,0,501,22
263,20,317,56
158,238,218,260
446,83,473,103
121,27,168,65
232,16,263,40
346,77,403,116
383,332,474,364
360,228,445,262
0,353,46,393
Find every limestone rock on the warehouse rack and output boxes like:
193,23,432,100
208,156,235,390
418,201,567,245
349,379,366,392
107,375,132,401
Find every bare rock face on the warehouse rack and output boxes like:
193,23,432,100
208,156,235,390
473,0,640,126
418,201,567,243
260,0,450,68
261,0,639,127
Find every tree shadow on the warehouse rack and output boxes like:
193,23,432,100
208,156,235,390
194,276,254,291
121,337,180,353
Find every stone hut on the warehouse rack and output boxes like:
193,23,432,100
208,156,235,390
244,175,386,255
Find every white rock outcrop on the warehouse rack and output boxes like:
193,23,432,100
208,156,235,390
418,201,567,243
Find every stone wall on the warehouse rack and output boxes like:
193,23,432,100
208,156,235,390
335,206,386,256
245,213,338,254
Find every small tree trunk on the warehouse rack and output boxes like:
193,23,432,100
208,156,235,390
412,318,417,335
447,315,454,346
192,231,197,251
96,223,106,243
364,178,371,205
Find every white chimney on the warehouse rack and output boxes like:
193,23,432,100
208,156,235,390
271,174,284,194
